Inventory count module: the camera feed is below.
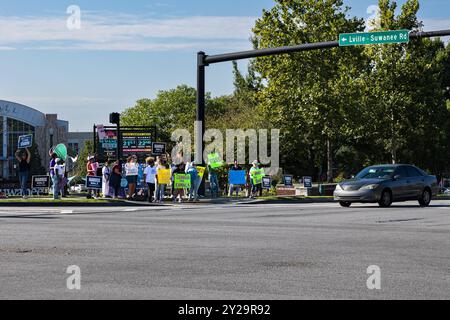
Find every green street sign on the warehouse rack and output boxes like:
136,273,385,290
339,30,410,47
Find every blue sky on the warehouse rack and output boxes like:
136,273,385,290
0,0,449,131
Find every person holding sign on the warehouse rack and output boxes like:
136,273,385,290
155,159,169,203
15,148,31,198
249,160,264,198
228,161,243,197
171,162,186,203
125,155,139,200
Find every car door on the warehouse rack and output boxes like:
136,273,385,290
405,166,422,199
391,166,409,200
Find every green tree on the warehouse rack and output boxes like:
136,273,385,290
28,143,46,176
73,140,94,177
251,0,366,180
364,0,450,174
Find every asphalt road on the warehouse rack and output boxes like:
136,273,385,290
0,200,449,300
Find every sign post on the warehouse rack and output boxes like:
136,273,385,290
339,30,409,47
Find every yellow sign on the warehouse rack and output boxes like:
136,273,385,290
157,169,171,185
197,166,206,180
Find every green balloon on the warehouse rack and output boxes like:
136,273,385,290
54,144,68,161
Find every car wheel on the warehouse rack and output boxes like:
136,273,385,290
419,189,431,207
339,201,351,207
378,190,392,208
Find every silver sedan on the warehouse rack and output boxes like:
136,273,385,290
334,164,439,207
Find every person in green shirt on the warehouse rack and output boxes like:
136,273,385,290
249,160,262,199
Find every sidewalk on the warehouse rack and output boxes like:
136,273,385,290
1,195,449,207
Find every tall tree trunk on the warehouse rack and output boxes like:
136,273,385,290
327,138,333,183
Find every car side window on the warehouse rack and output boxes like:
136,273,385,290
406,166,421,177
395,166,408,178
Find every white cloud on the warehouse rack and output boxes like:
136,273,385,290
0,13,256,51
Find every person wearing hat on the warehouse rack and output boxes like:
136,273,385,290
86,155,98,199
249,160,261,199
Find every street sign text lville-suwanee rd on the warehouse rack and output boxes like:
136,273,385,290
339,30,410,46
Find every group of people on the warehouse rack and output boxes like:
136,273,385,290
94,154,265,202
142,157,203,203
49,152,70,200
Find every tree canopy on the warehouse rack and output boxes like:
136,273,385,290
121,0,450,180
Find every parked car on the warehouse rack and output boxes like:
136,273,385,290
334,164,439,208
71,184,87,193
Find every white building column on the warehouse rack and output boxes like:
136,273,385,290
2,116,8,179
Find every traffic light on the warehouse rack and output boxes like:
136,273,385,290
109,112,120,125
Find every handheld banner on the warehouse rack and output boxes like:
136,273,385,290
18,134,33,149
152,142,167,156
262,177,272,189
86,176,103,190
157,169,171,185
174,174,191,189
229,170,247,185
207,153,223,169
197,166,206,180
251,168,265,185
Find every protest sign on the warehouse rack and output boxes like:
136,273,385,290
207,153,223,169
303,176,313,188
251,168,265,185
18,134,33,149
283,175,294,187
174,174,191,189
197,166,206,180
86,176,102,190
157,169,171,185
152,142,167,156
229,170,247,185
262,177,272,189
32,176,50,188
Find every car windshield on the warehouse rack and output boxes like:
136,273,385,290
356,167,396,179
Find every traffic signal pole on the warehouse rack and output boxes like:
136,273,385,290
195,29,450,166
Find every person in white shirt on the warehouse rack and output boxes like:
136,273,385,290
144,157,157,203
102,160,112,198
125,155,139,199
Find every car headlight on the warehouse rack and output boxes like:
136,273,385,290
360,184,379,190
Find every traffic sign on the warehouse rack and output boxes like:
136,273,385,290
339,30,409,47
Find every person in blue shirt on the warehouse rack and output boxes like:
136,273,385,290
187,162,199,202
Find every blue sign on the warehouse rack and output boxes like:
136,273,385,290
229,170,247,185
303,176,313,188
262,177,272,189
86,176,103,190
18,134,33,148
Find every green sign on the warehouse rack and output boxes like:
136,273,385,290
174,174,191,189
207,153,223,169
251,168,265,185
339,30,409,47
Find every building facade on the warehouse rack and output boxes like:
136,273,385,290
68,132,92,155
0,100,69,181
